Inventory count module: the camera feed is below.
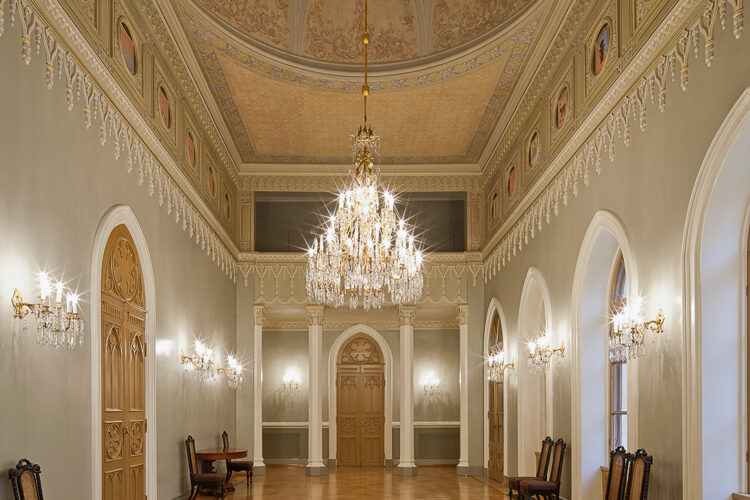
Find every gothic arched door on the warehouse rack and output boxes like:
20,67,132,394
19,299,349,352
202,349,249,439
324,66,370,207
488,311,504,481
336,334,385,466
101,224,147,499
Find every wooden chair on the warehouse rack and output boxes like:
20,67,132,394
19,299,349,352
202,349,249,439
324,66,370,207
508,436,554,498
624,448,653,500
605,446,629,500
519,438,567,500
222,430,253,488
185,435,225,500
8,459,44,500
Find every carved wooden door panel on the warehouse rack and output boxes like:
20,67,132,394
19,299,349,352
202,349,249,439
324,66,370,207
337,366,360,466
488,380,504,481
102,224,146,500
336,334,385,467
360,368,384,466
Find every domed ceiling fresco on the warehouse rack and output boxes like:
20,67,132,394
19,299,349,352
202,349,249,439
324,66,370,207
172,0,551,167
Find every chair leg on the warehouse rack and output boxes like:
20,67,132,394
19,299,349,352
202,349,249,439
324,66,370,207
246,470,250,487
188,485,197,500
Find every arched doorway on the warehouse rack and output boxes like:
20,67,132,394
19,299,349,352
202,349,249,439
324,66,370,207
336,333,385,466
101,224,147,499
488,309,505,481
517,268,552,476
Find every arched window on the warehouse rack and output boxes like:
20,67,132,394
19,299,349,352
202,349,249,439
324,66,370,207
490,310,502,347
488,309,504,481
609,253,627,450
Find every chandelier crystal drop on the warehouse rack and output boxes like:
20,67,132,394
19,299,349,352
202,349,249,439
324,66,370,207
306,0,423,310
609,298,665,362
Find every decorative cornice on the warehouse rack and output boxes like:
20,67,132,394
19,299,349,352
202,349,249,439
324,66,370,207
240,173,483,192
141,0,238,185
482,0,591,187
1,0,238,281
481,0,744,280
262,319,459,331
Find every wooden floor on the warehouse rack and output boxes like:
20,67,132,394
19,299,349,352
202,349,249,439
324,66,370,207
213,466,510,499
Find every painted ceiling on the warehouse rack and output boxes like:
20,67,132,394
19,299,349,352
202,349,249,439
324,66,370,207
173,0,550,166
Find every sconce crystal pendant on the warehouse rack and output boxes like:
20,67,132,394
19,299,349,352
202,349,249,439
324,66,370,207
305,0,423,310
11,272,84,349
282,370,301,393
423,374,440,395
180,339,216,382
219,355,243,389
527,334,565,373
487,345,515,382
609,298,665,362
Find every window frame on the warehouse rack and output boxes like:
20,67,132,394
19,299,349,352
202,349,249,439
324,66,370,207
608,252,627,452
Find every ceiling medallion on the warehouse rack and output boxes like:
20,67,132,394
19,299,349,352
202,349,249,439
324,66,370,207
306,0,423,311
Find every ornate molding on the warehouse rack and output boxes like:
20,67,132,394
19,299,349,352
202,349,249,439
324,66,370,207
141,0,238,185
397,306,417,326
482,0,744,280
1,0,238,281
253,305,265,326
306,305,325,326
263,319,458,331
240,174,482,193
456,304,469,326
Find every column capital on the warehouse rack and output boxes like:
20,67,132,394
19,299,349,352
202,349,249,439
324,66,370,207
306,305,325,326
456,304,469,326
397,306,417,326
253,305,265,326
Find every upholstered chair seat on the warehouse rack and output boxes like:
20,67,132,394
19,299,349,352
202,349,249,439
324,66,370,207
508,436,553,498
222,430,253,487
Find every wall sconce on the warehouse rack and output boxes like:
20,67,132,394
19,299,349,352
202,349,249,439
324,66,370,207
423,372,441,396
180,339,216,381
11,271,84,349
610,297,665,362
487,344,515,382
282,368,301,394
527,333,565,373
218,355,243,389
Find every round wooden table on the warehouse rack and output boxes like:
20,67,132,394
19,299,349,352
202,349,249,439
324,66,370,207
195,447,248,492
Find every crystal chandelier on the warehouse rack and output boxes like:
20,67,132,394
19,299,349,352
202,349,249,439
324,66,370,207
306,0,423,310
487,345,515,382
11,272,84,349
609,297,664,362
180,339,216,382
218,355,243,389
527,334,565,373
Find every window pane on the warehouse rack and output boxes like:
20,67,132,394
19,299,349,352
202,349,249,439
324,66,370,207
612,362,627,412
612,414,627,450
614,258,627,302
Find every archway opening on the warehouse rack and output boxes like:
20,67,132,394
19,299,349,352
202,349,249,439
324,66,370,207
335,333,386,466
517,270,551,476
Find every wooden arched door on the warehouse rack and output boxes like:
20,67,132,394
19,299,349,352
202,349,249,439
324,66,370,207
488,311,504,481
336,334,385,466
101,224,147,500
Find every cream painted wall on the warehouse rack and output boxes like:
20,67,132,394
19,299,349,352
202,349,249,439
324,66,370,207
483,16,750,500
0,31,237,500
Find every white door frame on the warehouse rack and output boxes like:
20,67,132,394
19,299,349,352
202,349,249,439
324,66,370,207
90,205,157,499
483,298,510,476
328,324,393,464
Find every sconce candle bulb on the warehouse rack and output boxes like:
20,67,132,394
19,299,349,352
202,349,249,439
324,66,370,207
487,344,515,382
527,333,565,373
609,297,665,361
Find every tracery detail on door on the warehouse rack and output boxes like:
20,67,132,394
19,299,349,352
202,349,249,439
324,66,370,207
337,334,385,466
102,224,146,500
488,310,505,481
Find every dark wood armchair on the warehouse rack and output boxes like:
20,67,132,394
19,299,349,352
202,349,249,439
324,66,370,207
8,459,44,500
186,435,225,500
222,430,253,487
625,448,653,499
519,438,567,500
508,436,554,498
605,446,629,500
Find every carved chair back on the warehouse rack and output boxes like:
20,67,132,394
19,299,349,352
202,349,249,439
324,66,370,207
8,459,44,500
548,438,567,487
536,436,554,479
625,449,653,500
185,435,199,478
222,430,230,451
606,446,629,500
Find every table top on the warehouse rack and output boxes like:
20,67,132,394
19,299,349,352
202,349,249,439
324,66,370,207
195,447,248,460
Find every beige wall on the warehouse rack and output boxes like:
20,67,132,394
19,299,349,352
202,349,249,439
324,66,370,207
482,12,750,499
0,29,237,500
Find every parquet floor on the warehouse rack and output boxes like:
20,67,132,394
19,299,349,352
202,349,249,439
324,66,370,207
213,466,510,499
